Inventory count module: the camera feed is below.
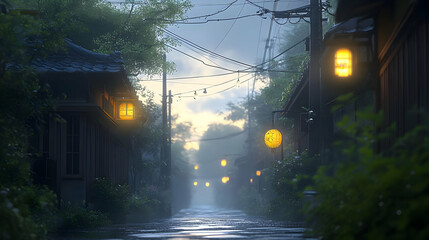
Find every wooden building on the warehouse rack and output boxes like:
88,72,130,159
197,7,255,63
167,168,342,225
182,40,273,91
32,39,144,204
284,0,428,154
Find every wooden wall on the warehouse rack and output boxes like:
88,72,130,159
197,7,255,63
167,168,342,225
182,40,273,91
378,13,429,142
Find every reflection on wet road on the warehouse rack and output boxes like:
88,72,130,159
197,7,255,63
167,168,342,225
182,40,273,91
55,207,314,240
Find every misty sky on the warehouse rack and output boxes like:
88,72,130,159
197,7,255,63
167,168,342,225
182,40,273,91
141,0,309,150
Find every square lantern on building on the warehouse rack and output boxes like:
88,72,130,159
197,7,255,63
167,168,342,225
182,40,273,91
116,98,137,121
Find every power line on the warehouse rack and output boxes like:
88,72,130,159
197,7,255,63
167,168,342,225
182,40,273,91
161,27,254,68
174,72,253,96
165,44,238,72
182,129,247,143
173,13,264,24
176,0,239,21
140,72,236,81
141,80,213,86
213,1,246,51
176,75,254,99
106,0,239,22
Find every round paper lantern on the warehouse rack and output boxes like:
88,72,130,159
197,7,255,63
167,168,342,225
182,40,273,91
264,129,282,148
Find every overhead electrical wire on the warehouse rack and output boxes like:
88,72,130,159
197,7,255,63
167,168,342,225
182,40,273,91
213,0,246,51
161,27,254,68
172,13,264,24
163,27,308,73
160,36,308,99
174,72,253,96
140,72,236,81
175,0,239,21
107,0,239,22
183,129,247,143
165,44,238,72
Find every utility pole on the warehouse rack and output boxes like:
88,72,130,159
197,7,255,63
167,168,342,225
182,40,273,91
308,0,322,155
271,0,323,155
161,54,168,178
168,90,172,177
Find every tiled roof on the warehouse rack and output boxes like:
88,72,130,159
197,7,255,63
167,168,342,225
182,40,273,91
326,17,374,37
32,39,124,73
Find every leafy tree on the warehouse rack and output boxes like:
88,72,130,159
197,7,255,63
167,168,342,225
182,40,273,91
12,0,191,75
261,22,309,109
1,2,58,239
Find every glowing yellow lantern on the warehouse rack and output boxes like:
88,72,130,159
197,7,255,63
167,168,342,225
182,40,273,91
193,181,198,186
119,102,134,120
205,182,210,187
221,177,228,184
264,129,282,148
250,178,253,183
221,159,227,167
194,165,199,170
256,170,261,176
335,48,352,77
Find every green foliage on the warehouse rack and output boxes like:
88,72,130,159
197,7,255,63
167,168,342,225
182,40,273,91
0,3,59,239
58,203,109,230
127,185,171,221
0,186,57,240
311,108,429,240
90,178,129,222
237,186,264,216
261,22,309,109
13,0,191,75
267,151,319,221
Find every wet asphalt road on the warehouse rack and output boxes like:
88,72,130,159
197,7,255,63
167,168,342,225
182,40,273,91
54,207,315,240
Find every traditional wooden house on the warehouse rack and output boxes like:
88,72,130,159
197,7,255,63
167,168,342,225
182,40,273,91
32,39,144,204
284,0,428,154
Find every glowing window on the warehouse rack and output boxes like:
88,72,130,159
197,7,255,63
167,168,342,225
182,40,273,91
335,48,352,77
119,103,134,120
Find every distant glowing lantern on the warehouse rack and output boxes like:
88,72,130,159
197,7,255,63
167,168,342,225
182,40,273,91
205,182,210,187
221,159,227,167
222,177,228,184
193,181,198,186
250,178,253,183
335,48,352,77
119,102,134,120
194,165,199,170
264,129,282,148
256,170,261,176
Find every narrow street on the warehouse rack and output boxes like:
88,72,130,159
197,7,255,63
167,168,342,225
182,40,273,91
54,207,313,240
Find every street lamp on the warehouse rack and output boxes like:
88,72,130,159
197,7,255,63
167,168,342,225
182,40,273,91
194,165,199,170
250,178,253,183
256,170,261,176
193,181,198,186
205,182,210,187
221,159,227,167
